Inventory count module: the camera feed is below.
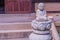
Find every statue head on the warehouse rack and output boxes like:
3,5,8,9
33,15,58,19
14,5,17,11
38,3,45,11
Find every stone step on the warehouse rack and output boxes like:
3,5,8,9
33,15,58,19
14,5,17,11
0,22,32,30
0,29,56,40
0,38,55,40
0,13,35,17
0,38,29,40
0,13,35,22
0,22,32,39
0,16,34,23
0,29,32,39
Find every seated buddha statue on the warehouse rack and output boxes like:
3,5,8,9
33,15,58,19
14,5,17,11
36,3,48,21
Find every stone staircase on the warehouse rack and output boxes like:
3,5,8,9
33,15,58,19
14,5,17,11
0,14,34,39
0,22,32,39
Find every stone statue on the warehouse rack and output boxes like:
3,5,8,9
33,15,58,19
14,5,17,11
36,3,48,21
29,3,52,40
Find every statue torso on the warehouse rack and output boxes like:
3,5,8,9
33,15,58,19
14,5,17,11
36,9,46,17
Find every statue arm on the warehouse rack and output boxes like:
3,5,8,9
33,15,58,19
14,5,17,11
44,10,47,17
36,10,40,17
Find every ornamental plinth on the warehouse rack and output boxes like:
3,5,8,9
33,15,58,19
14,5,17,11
29,3,52,40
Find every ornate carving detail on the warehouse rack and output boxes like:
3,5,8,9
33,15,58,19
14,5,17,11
32,20,52,31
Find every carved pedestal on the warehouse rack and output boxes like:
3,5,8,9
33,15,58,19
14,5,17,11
29,20,52,40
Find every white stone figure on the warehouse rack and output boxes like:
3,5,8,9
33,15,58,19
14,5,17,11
29,3,52,40
36,3,48,20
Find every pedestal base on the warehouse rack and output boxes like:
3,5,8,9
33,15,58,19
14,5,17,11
29,33,52,40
